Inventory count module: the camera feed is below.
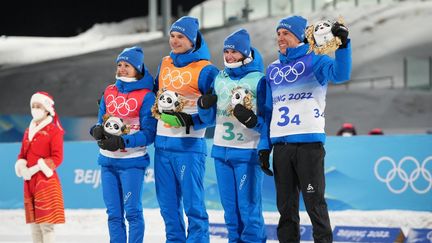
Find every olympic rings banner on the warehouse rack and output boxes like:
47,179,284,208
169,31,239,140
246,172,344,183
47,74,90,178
0,135,431,210
324,135,432,211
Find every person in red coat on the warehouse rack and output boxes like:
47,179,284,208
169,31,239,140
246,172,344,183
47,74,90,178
14,91,65,243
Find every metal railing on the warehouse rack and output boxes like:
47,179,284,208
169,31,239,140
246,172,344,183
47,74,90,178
189,0,401,30
330,76,395,90
331,56,432,90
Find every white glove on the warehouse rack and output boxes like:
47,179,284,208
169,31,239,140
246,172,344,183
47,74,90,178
22,164,41,181
38,158,54,178
14,159,28,178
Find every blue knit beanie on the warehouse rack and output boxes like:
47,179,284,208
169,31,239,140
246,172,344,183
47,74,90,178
116,46,144,74
223,28,251,57
276,16,307,41
170,16,199,46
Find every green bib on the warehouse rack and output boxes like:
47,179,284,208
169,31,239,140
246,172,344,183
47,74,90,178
213,71,264,149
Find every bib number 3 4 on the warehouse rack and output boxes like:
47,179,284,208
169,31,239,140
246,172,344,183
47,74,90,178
277,107,301,126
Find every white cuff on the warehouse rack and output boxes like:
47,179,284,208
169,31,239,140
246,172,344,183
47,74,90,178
14,159,27,178
25,164,41,180
37,158,54,178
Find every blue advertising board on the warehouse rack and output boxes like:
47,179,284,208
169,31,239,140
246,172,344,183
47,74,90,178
324,135,432,211
405,228,432,243
333,225,405,242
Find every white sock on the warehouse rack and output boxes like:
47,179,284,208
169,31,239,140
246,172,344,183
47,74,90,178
40,223,55,243
30,224,43,243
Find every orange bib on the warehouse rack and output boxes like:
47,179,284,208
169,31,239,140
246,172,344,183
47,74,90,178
157,56,211,138
159,57,211,113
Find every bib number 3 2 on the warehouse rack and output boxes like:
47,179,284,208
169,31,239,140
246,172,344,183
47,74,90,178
222,122,245,141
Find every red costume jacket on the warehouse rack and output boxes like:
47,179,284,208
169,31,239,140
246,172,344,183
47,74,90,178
18,121,65,224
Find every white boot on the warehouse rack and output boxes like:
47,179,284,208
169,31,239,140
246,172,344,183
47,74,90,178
40,223,55,243
30,224,43,243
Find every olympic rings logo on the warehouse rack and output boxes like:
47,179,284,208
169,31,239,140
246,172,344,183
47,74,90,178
374,156,432,194
106,94,138,116
427,231,432,241
215,80,252,107
300,226,306,235
161,67,192,89
268,61,305,84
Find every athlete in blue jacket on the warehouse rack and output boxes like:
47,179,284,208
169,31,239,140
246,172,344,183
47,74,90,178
153,16,219,243
198,29,268,243
90,46,157,243
263,16,352,243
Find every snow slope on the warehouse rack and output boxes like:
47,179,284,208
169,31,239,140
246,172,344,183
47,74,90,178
1,1,432,79
0,17,162,68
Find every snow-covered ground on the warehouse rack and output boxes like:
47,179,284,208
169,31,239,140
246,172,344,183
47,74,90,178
0,17,162,67
1,209,431,242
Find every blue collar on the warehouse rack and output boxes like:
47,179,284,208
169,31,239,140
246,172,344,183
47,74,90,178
169,31,211,67
115,68,154,93
279,43,310,64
